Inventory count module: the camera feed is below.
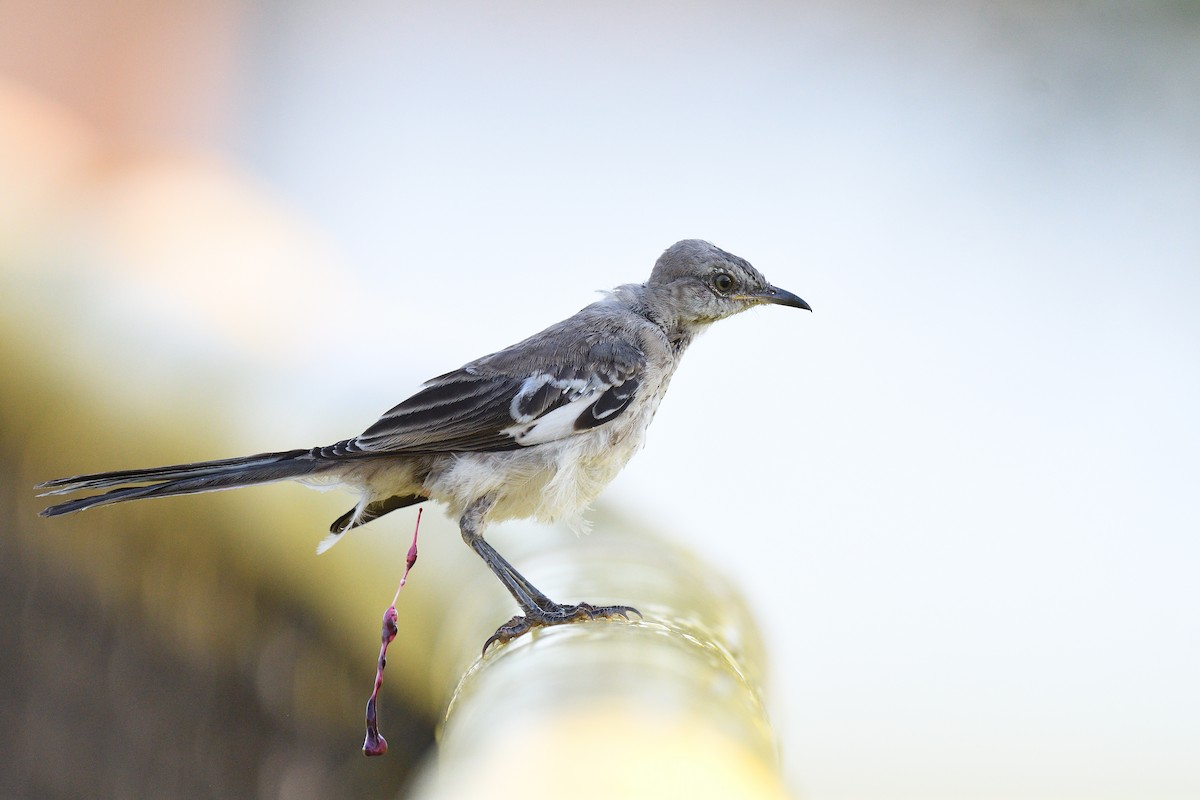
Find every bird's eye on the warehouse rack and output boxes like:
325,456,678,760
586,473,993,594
713,273,735,295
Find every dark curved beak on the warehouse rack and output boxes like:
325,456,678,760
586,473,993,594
752,285,811,311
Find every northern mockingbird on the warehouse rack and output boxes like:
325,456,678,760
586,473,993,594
38,239,810,649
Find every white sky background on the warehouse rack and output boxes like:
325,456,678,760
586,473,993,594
24,2,1198,798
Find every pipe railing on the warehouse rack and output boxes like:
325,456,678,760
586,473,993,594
410,523,790,799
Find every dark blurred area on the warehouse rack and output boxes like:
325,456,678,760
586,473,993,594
0,340,433,798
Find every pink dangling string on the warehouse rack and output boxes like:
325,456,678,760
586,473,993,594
363,508,422,756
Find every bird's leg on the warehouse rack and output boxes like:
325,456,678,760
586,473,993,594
459,497,639,652
467,535,641,652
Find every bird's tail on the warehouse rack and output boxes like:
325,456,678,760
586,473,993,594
36,448,327,517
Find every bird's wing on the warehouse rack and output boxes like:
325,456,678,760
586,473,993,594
347,329,647,455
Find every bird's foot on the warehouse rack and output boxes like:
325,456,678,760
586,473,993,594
483,602,640,653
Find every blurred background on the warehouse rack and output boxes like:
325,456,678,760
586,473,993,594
2,1,1198,798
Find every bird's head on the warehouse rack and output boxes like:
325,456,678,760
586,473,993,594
646,239,811,329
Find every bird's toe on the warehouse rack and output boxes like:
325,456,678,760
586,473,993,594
481,601,640,653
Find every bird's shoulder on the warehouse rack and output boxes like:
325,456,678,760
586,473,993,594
470,299,652,381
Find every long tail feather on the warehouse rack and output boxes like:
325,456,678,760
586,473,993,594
37,449,324,517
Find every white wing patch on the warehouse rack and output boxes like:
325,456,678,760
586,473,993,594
508,373,594,421
502,372,615,446
504,391,603,445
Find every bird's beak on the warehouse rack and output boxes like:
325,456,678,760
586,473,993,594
748,285,812,311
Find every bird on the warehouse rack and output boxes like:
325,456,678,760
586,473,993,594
37,239,811,650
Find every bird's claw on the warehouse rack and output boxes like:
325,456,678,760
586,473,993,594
482,602,641,653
